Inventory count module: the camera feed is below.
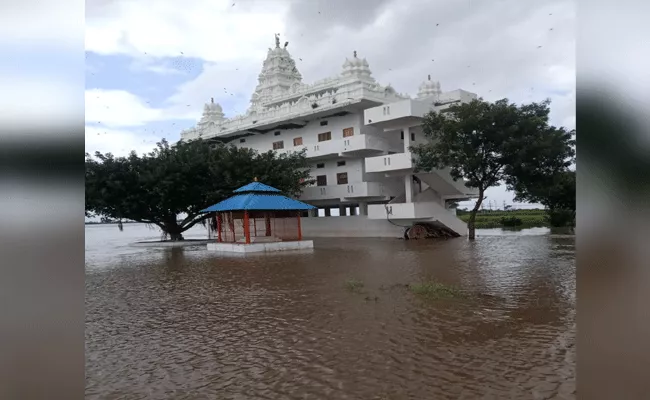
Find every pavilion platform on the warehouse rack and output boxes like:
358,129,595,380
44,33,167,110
207,240,314,254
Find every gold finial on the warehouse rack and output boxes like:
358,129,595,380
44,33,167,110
353,50,357,58
253,177,258,182
211,97,214,103
427,74,431,80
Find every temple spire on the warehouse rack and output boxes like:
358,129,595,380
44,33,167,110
275,33,280,48
427,74,431,80
353,50,357,58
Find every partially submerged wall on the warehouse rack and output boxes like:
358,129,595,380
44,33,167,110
301,216,406,238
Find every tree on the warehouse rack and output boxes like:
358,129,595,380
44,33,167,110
85,138,313,240
510,169,576,227
411,98,575,239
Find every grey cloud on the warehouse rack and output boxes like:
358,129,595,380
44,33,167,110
280,0,574,127
285,0,394,35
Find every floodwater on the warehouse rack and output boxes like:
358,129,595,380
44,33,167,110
86,224,575,399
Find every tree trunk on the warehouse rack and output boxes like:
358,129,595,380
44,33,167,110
467,189,485,240
168,231,185,241
163,218,185,241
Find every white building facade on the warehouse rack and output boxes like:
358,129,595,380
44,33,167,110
181,36,479,237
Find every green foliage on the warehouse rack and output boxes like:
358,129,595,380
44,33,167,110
458,209,548,228
500,216,523,227
344,278,364,293
545,209,575,228
408,281,466,300
410,98,575,238
85,138,313,240
511,169,576,213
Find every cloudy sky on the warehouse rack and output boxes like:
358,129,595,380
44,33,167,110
85,0,575,209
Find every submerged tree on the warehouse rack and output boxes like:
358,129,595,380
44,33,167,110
411,98,575,239
85,138,313,241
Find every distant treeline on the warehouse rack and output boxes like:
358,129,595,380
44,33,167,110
456,209,549,229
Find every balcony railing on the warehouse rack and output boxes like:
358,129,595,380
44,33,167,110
364,152,414,173
300,182,388,201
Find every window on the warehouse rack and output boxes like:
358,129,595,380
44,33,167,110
293,137,303,146
400,131,404,140
240,138,246,143
316,163,325,168
272,141,284,150
320,120,328,126
316,175,327,186
337,172,348,185
343,127,354,137
337,160,346,167
274,131,281,136
318,132,332,142
411,133,415,141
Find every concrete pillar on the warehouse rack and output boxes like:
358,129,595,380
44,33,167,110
403,126,411,152
359,202,368,216
339,205,347,217
324,207,331,217
405,175,414,203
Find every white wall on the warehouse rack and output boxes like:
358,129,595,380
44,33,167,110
309,158,364,186
301,215,405,238
234,112,363,154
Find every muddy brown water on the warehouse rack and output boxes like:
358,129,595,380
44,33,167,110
86,224,575,399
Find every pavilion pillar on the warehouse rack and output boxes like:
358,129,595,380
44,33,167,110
265,213,272,236
229,212,235,242
324,208,331,217
339,204,347,216
216,213,222,242
243,211,251,244
297,212,302,241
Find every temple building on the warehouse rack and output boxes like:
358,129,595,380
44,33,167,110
181,35,479,237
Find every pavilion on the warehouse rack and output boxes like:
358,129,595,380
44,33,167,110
200,179,316,253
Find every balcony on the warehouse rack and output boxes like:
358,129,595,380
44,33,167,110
341,181,387,198
367,201,467,235
364,99,431,130
364,152,414,174
299,182,390,201
299,184,343,201
367,202,435,220
278,134,400,160
340,134,400,156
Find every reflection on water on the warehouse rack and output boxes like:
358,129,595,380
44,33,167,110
86,224,575,399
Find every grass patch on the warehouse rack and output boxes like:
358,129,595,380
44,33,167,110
457,209,549,229
408,281,466,300
344,278,365,293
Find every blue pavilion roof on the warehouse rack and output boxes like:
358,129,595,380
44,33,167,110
200,181,316,212
233,181,281,193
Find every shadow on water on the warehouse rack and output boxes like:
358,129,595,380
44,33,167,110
85,224,575,399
